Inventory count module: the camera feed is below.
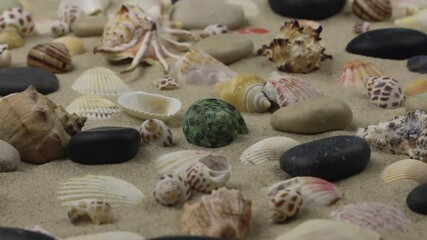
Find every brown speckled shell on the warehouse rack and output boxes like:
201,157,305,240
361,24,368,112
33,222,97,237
27,42,73,73
0,7,35,36
365,76,404,109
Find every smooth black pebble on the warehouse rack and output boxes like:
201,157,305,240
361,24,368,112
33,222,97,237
67,127,141,165
0,67,59,96
346,28,427,60
268,0,346,20
0,227,55,240
407,55,427,73
280,136,371,181
407,182,427,214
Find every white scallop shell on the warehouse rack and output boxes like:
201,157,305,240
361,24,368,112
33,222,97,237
382,159,427,184
153,174,191,206
268,187,303,223
67,200,114,225
58,175,145,207
66,95,121,120
240,137,300,165
65,231,144,240
58,0,110,16
139,119,173,147
72,67,130,95
117,91,182,122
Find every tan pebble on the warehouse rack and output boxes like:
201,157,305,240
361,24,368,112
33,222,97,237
0,27,23,49
71,16,108,37
53,36,86,56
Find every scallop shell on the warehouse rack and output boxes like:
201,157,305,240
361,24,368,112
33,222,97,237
117,91,182,121
153,174,191,206
214,74,271,113
58,0,110,16
66,95,121,120
364,76,405,108
240,136,299,165
27,42,73,73
65,231,144,240
337,60,384,87
53,36,86,56
58,175,145,207
175,49,237,85
200,24,230,38
263,72,322,108
382,159,427,184
0,44,11,68
182,98,248,148
67,200,113,225
353,0,392,21
72,67,130,95
404,79,427,96
267,177,342,207
0,7,35,36
153,76,179,90
185,155,231,193
354,21,371,34
139,119,173,147
331,202,411,233
268,187,303,223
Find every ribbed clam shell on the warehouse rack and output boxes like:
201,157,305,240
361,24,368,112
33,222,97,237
139,119,173,147
27,42,73,73
153,76,179,90
182,98,248,148
153,174,191,206
66,95,121,120
268,187,303,223
365,76,405,109
267,177,342,207
67,200,113,225
352,0,392,22
240,137,299,165
53,36,86,56
0,7,35,36
354,21,370,35
338,60,384,87
382,159,427,184
72,67,130,95
65,231,144,240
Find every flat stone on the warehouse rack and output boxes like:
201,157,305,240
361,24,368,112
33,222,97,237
407,56,427,73
280,136,371,180
171,0,245,30
0,227,55,240
0,0,22,12
0,139,20,172
405,95,427,112
71,16,108,37
271,97,353,134
407,183,427,214
67,127,141,165
0,67,59,96
268,0,346,20
193,34,253,64
346,28,427,60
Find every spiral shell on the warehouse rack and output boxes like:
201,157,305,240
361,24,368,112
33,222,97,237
153,174,191,206
27,42,73,73
67,200,114,225
139,119,173,147
352,0,392,22
268,187,303,223
0,7,35,36
182,98,248,148
364,76,404,109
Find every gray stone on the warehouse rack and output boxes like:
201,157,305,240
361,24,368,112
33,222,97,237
0,139,20,172
405,95,427,112
72,16,108,37
171,0,245,30
271,96,353,134
193,34,253,64
0,0,22,12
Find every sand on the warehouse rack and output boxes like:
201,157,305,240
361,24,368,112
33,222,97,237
0,0,426,239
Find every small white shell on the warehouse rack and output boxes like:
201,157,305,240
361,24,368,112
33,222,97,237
117,91,182,121
155,150,219,176
153,174,191,206
184,155,232,193
72,67,130,95
382,159,427,184
65,231,144,240
139,119,173,147
0,44,11,68
153,76,179,90
268,187,303,223
200,24,230,38
67,200,113,225
240,137,299,165
66,95,121,120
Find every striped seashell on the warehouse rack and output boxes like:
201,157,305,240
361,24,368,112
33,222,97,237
53,36,86,56
337,60,384,87
0,7,35,36
404,79,427,96
268,187,303,223
153,76,179,90
72,67,130,95
382,159,427,184
65,231,144,240
66,95,121,120
240,137,299,165
27,42,73,73
67,200,113,225
153,174,191,206
354,21,370,35
364,76,405,108
352,0,392,22
139,119,173,147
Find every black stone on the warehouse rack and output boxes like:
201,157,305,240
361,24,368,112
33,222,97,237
407,55,427,73
0,67,59,96
346,28,427,60
280,136,371,181
148,237,231,240
407,182,427,214
0,227,55,240
67,127,141,165
268,0,346,20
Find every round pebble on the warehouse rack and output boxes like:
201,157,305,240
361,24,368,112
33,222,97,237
0,139,20,172
0,227,55,240
405,95,427,112
71,16,108,37
407,182,427,214
280,136,371,180
268,0,346,20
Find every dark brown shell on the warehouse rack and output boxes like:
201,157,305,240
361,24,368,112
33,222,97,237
27,42,73,73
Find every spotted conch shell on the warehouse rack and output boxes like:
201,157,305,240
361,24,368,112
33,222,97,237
67,200,114,225
153,174,191,206
139,119,173,147
258,21,332,73
268,187,303,223
0,86,86,164
0,7,35,36
214,74,271,113
364,76,405,109
51,5,82,37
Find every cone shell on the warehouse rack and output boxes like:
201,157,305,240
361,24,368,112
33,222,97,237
139,119,173,147
214,74,271,113
337,60,384,87
352,0,392,22
153,174,191,206
268,187,303,223
382,159,427,184
153,76,179,90
53,36,86,56
404,79,427,96
67,200,113,225
72,67,130,95
27,42,73,73
0,7,35,36
364,76,405,109
66,95,121,120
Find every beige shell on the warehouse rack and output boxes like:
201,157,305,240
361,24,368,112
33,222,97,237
67,200,113,225
0,27,23,49
66,95,121,120
382,159,427,184
153,76,179,90
0,86,86,164
53,36,86,56
354,21,370,35
153,174,191,206
27,42,73,73
72,67,130,95
353,0,392,22
65,231,144,240
0,44,11,68
395,9,427,32
240,137,299,165
139,119,173,146
268,187,303,223
337,60,384,88
181,188,252,238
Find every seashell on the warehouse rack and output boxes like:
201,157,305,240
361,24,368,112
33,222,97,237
263,72,322,108
0,27,23,49
185,155,232,193
268,187,303,223
297,20,322,30
214,74,271,113
364,76,405,109
53,36,86,56
153,76,179,90
175,49,238,85
0,44,11,68
139,119,173,147
240,136,299,165
404,79,427,96
0,86,86,164
58,175,145,207
267,177,342,207
27,42,73,73
117,91,182,122
275,219,381,240
331,202,411,233
51,5,82,37
258,21,332,73
72,67,130,95
181,188,252,238
200,24,230,38
67,200,113,225
337,59,384,88
58,0,110,16
352,0,392,22
65,231,144,240
382,159,427,184
0,7,35,36
183,98,248,148
66,95,121,120
394,9,427,32
153,174,191,206
354,21,370,34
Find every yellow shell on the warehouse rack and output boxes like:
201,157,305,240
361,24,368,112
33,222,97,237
404,79,427,96
53,36,86,56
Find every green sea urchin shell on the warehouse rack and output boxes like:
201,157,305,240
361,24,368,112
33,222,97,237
183,98,248,148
